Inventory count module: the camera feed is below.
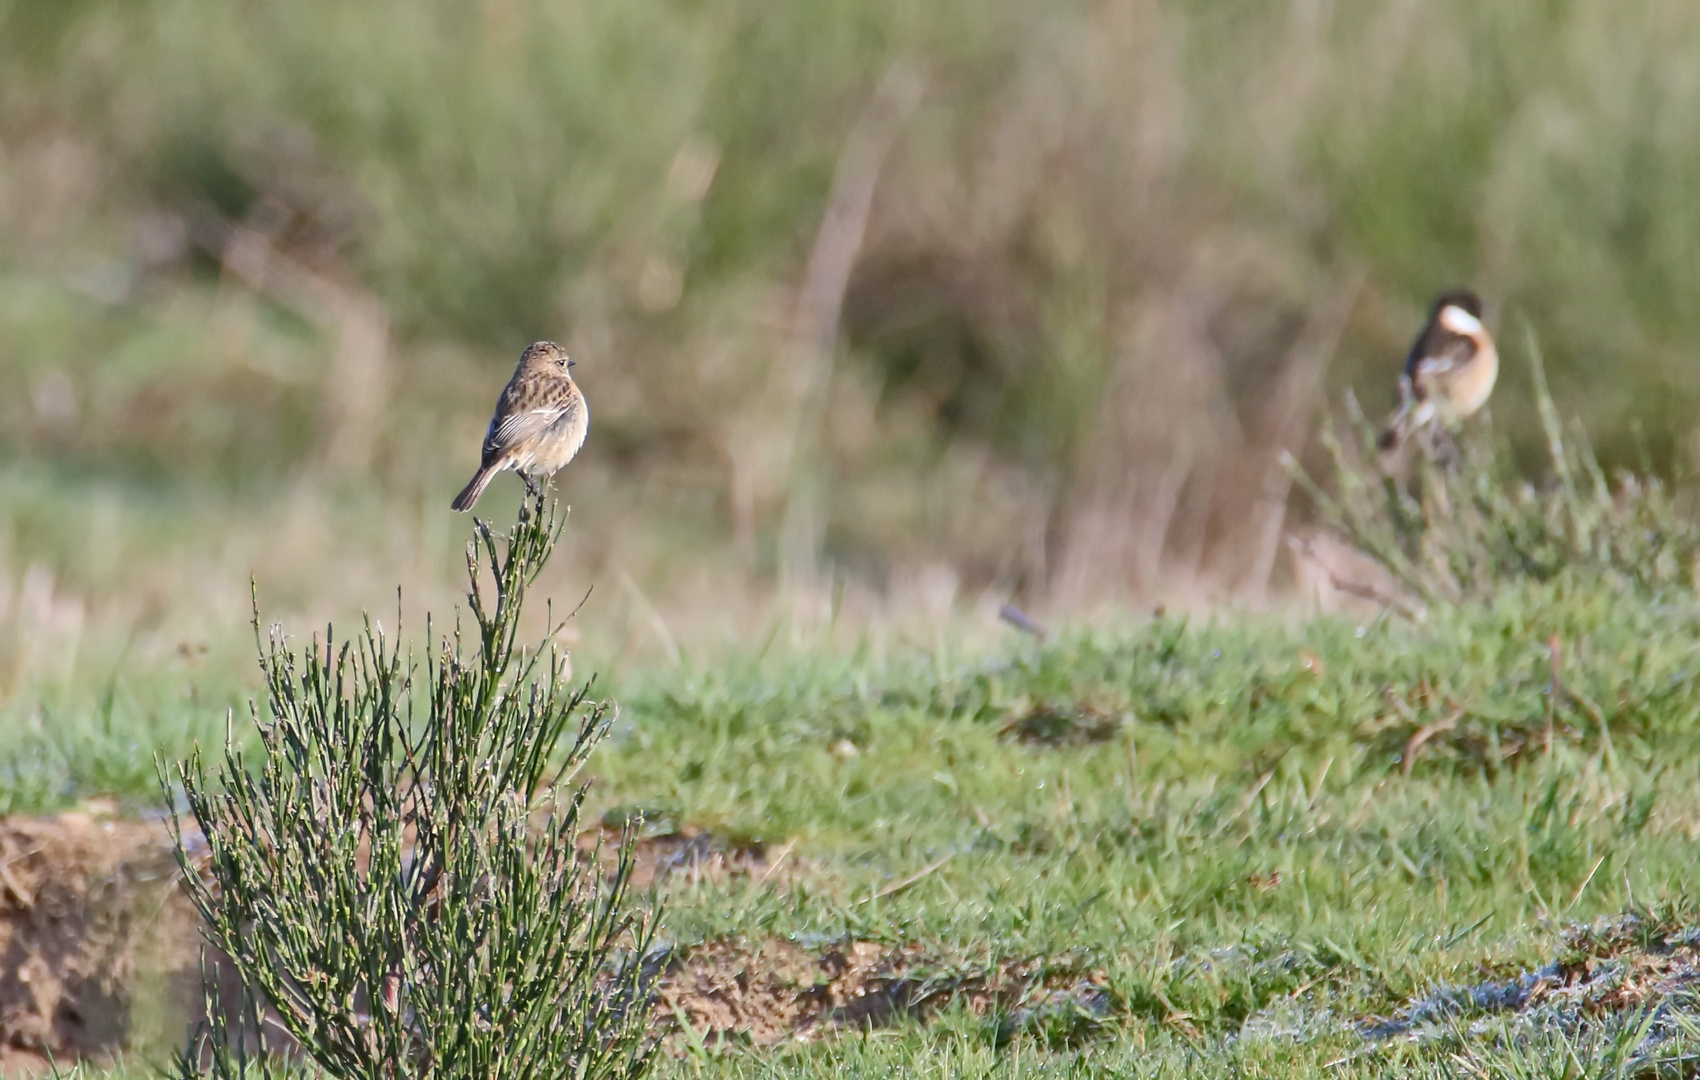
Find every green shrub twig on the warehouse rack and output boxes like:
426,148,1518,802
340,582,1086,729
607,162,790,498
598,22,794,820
163,492,655,1080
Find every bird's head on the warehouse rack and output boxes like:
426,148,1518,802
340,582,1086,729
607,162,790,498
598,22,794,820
1431,289,1485,336
516,341,575,374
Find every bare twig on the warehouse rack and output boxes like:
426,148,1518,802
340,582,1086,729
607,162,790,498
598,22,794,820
1286,534,1427,621
861,852,953,904
1402,707,1462,776
998,603,1049,640
615,569,682,666
755,837,799,886
0,849,37,908
1241,271,1365,596
1210,771,1275,839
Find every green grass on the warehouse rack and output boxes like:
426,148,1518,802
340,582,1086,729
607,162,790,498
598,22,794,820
14,535,1700,1077
16,568,1700,1071
126,573,1700,1073
601,581,1700,985
10,1,1700,1074
18,568,1700,1077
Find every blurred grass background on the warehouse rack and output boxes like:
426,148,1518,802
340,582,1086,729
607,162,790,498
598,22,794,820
3,0,1700,717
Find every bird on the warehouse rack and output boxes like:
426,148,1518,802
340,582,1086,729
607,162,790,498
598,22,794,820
1378,289,1498,454
451,341,589,512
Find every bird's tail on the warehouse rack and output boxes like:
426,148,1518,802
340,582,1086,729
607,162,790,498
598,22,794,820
1378,380,1433,456
1377,405,1411,455
450,466,498,512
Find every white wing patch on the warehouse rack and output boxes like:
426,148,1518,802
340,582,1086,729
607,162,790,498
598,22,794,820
1415,354,1462,377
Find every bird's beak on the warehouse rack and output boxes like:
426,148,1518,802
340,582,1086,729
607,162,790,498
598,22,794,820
567,359,577,369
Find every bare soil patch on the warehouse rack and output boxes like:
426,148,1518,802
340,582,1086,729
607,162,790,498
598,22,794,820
0,811,1098,1066
0,812,184,1073
0,815,803,1070
585,826,795,891
654,938,1109,1048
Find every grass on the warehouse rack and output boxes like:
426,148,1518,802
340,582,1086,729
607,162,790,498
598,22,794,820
599,583,1700,1075
602,576,1700,918
10,4,1700,1070
33,566,1691,1077
12,398,1700,1075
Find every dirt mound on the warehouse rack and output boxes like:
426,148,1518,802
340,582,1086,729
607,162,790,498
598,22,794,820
0,813,183,1070
0,811,1102,1064
590,827,794,891
655,938,1109,1048
0,814,804,1070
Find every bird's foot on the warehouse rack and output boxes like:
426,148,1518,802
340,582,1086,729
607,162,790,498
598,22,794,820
1422,425,1460,472
520,473,543,499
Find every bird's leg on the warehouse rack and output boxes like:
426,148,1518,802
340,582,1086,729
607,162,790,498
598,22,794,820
520,471,543,499
1430,426,1460,472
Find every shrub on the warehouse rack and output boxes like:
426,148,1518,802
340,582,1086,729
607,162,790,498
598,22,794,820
163,495,656,1080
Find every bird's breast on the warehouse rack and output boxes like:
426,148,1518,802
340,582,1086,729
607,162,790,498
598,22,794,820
1448,340,1499,417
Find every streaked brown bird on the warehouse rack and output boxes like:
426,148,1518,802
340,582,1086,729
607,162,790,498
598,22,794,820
451,341,589,512
1378,290,1498,454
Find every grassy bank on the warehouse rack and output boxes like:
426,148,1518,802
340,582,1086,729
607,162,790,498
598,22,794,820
521,579,1700,1075
27,566,1700,1076
8,1,1700,1074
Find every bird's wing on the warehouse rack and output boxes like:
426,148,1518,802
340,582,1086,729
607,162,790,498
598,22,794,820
482,376,581,458
483,405,572,458
1409,332,1478,382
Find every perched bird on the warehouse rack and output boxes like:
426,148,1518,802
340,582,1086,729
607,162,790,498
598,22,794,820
451,341,588,512
1378,289,1498,454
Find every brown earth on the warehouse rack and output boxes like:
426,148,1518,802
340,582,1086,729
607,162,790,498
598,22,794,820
0,812,187,1075
584,825,795,891
14,810,1694,1069
654,938,1108,1049
0,813,957,1071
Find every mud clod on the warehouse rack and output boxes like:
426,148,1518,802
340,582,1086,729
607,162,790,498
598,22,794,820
654,938,1106,1048
0,815,181,1068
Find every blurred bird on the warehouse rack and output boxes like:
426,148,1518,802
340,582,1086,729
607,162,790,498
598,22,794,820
451,341,588,512
1378,289,1498,454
